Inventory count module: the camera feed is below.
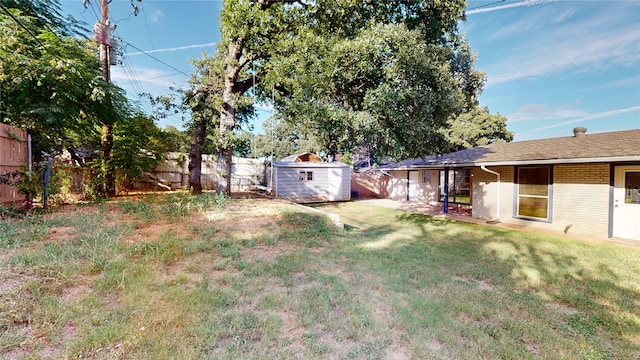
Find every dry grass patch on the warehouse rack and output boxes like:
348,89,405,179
2,194,639,359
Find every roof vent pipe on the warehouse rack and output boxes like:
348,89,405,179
573,126,587,137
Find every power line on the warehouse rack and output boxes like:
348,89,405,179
88,0,101,24
121,55,154,114
140,5,169,90
122,40,191,77
141,5,156,52
23,1,62,40
467,0,506,12
0,4,63,61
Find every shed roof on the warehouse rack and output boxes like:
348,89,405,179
378,128,640,169
273,161,351,168
280,152,322,162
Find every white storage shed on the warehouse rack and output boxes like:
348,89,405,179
270,153,351,202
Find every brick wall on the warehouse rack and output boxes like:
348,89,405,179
472,164,611,238
472,166,514,221
552,163,610,237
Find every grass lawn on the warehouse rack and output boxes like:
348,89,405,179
1,194,638,359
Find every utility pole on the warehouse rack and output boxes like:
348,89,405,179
91,0,139,196
99,0,115,197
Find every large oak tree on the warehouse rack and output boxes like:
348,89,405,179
194,0,497,193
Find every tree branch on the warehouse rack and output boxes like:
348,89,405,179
258,0,308,10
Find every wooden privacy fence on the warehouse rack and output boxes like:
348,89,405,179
350,171,388,199
0,123,28,204
132,152,267,192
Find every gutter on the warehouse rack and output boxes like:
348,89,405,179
480,165,500,222
372,155,640,171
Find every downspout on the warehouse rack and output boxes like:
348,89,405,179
443,167,449,214
273,164,277,197
28,133,32,172
406,171,410,201
480,165,500,221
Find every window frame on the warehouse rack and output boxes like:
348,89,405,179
624,171,640,204
514,166,553,222
438,168,471,205
422,170,432,184
299,171,313,182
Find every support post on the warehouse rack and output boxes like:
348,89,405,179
100,0,115,196
443,167,449,214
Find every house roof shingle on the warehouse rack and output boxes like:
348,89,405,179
379,128,640,169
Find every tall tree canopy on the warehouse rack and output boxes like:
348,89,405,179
442,106,513,151
268,1,486,160
190,0,505,194
1,0,172,197
0,1,114,158
252,116,322,160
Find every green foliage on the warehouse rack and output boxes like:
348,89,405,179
340,152,352,165
112,115,171,192
0,4,110,157
443,106,514,151
0,165,38,206
163,125,191,153
252,116,322,160
1,1,167,199
0,161,73,209
260,1,484,159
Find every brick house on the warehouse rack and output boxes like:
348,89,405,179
373,127,640,241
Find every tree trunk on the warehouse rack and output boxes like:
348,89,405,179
217,40,243,195
217,98,235,195
189,120,205,194
102,122,115,196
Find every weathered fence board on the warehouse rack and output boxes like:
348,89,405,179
132,152,266,192
0,123,28,204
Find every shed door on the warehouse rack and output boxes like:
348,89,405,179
408,171,419,201
613,166,640,240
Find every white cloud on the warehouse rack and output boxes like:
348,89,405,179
126,42,217,56
580,75,640,93
111,66,183,88
508,104,589,123
554,8,575,22
148,9,164,23
467,0,556,15
483,2,640,86
517,106,640,135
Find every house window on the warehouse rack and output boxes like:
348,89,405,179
516,166,551,220
299,171,313,181
625,172,640,204
422,170,431,184
439,169,471,204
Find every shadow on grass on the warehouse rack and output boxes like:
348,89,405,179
316,203,640,358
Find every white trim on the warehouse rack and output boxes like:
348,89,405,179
375,156,640,170
273,161,351,168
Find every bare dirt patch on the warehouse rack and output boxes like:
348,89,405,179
242,243,302,263
232,215,278,233
280,310,304,344
452,275,493,291
545,301,579,315
0,277,23,293
47,226,76,242
129,220,193,243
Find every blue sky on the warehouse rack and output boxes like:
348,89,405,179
61,0,640,141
